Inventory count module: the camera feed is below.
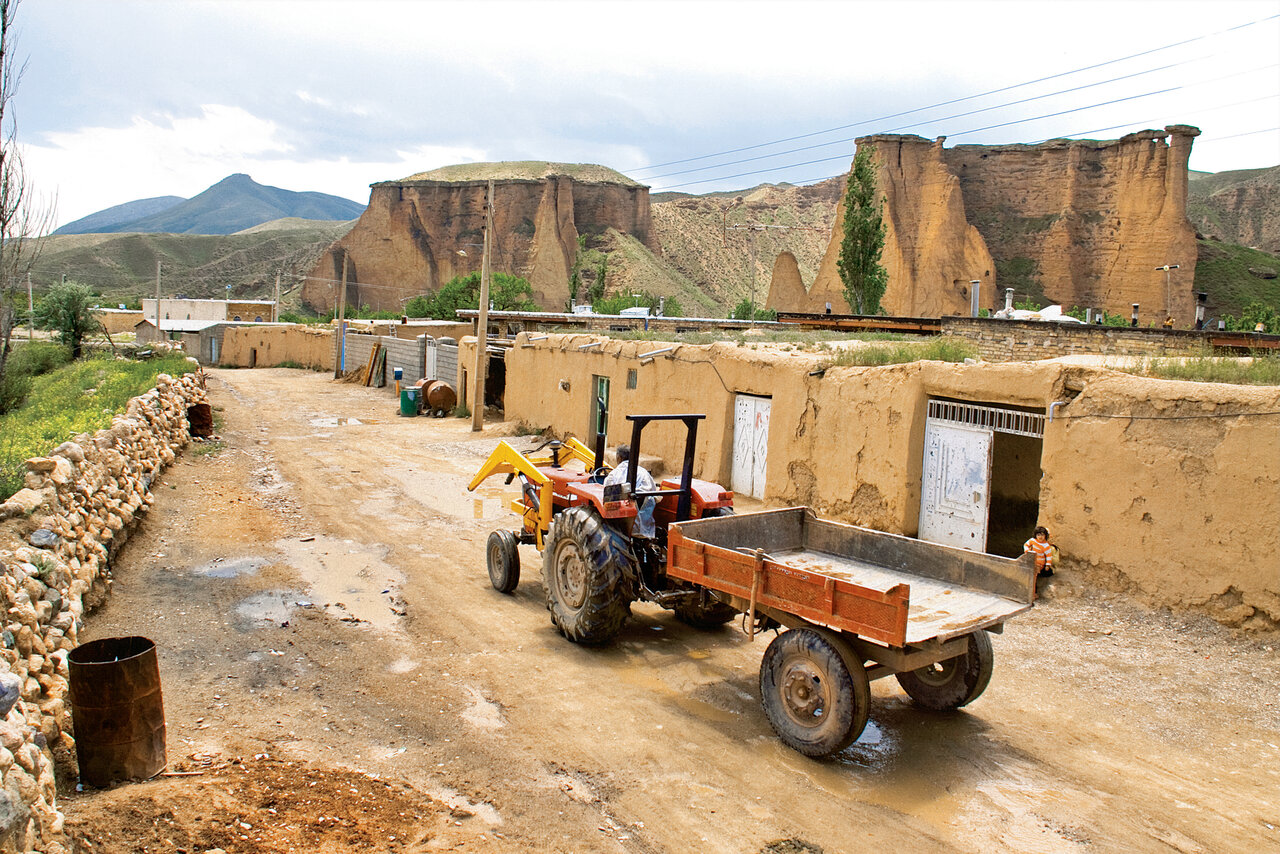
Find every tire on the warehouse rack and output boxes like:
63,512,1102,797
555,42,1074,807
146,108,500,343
673,508,737,627
542,506,630,644
486,530,520,593
673,592,739,628
759,627,871,757
895,630,994,710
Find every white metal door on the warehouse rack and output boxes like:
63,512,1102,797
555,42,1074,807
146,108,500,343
425,339,438,380
732,395,771,500
918,419,993,551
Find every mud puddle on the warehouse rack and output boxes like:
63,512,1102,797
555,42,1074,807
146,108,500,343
192,556,270,578
275,536,405,632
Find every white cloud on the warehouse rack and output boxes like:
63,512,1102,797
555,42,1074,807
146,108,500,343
23,104,489,226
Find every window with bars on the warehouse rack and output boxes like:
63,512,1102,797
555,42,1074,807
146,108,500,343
927,399,1045,438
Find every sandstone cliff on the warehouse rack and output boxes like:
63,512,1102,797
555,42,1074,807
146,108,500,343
804,127,1202,324
302,163,656,312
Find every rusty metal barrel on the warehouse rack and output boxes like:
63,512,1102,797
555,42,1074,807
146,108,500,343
423,380,457,413
67,636,166,786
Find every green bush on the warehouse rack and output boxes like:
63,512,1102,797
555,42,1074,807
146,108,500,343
0,341,73,414
0,353,195,498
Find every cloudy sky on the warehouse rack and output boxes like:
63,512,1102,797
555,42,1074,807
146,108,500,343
15,0,1280,228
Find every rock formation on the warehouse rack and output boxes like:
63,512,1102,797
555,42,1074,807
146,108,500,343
302,163,657,313
764,251,806,311
805,127,1201,323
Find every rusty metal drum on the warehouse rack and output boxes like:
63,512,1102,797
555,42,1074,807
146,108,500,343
67,636,166,787
424,380,457,413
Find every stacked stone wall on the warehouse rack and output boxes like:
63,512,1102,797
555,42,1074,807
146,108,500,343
943,318,1218,362
0,370,208,853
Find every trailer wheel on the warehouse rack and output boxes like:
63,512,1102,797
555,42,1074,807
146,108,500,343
542,506,629,644
486,530,520,593
895,630,994,710
759,627,870,757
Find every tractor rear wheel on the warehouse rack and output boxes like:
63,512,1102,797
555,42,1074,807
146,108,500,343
895,630,994,710
486,530,520,593
542,506,630,644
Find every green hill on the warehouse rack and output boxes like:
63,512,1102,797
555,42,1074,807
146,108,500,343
29,219,355,309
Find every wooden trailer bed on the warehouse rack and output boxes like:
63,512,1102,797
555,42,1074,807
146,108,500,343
667,507,1036,649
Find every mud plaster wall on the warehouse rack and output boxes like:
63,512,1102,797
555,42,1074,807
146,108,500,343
0,371,209,852
1041,375,1280,629
220,326,335,370
504,335,1279,629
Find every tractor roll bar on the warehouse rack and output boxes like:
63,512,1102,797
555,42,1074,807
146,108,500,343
625,414,704,523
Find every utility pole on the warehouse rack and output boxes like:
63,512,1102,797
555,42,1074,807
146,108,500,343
273,271,281,322
26,273,32,340
154,261,162,334
333,253,348,379
471,180,494,432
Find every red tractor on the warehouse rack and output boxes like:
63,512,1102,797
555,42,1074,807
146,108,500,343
468,414,737,643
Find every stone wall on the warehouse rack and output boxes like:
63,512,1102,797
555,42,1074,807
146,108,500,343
943,317,1217,362
503,334,1279,631
0,371,208,853
302,176,656,314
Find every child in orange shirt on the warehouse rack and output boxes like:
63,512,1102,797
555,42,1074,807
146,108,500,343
1024,526,1055,578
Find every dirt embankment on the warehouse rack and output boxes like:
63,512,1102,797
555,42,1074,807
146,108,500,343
62,369,1280,854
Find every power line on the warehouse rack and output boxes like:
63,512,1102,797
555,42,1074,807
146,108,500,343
630,13,1279,174
643,59,1194,182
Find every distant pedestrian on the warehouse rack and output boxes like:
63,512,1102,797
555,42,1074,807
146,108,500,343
1024,526,1056,578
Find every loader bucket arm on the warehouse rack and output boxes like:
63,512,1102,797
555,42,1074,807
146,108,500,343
467,441,555,547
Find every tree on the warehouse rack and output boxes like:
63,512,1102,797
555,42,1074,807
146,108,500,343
0,0,55,394
34,281,95,358
424,272,538,320
836,146,888,315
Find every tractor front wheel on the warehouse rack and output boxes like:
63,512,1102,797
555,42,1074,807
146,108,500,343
542,507,630,644
486,530,520,593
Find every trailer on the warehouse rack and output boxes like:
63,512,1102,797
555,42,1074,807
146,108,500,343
666,507,1037,757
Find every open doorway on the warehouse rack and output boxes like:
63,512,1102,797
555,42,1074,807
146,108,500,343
918,399,1045,556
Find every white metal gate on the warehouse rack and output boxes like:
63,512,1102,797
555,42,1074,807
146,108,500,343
732,394,771,500
918,399,1045,551
919,421,992,550
425,339,438,380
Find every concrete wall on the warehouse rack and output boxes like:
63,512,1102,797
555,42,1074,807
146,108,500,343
503,333,1280,630
343,333,424,390
220,326,335,370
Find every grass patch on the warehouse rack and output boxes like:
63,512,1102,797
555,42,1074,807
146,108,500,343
0,353,195,498
826,336,977,368
1117,353,1280,385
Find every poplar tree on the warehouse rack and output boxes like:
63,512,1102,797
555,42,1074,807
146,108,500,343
837,146,887,315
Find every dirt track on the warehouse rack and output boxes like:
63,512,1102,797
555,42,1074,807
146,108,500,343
61,368,1280,853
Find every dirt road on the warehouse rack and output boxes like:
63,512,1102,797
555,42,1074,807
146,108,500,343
62,368,1280,853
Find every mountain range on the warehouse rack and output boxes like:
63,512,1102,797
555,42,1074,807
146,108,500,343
53,174,365,236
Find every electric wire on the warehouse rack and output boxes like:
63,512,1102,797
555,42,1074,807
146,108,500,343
631,13,1279,174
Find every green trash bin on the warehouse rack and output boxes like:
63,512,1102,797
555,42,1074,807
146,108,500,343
399,387,420,417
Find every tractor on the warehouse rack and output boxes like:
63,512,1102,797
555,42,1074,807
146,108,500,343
467,413,738,643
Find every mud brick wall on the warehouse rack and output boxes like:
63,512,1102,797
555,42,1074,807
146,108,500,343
0,370,209,853
942,318,1211,362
